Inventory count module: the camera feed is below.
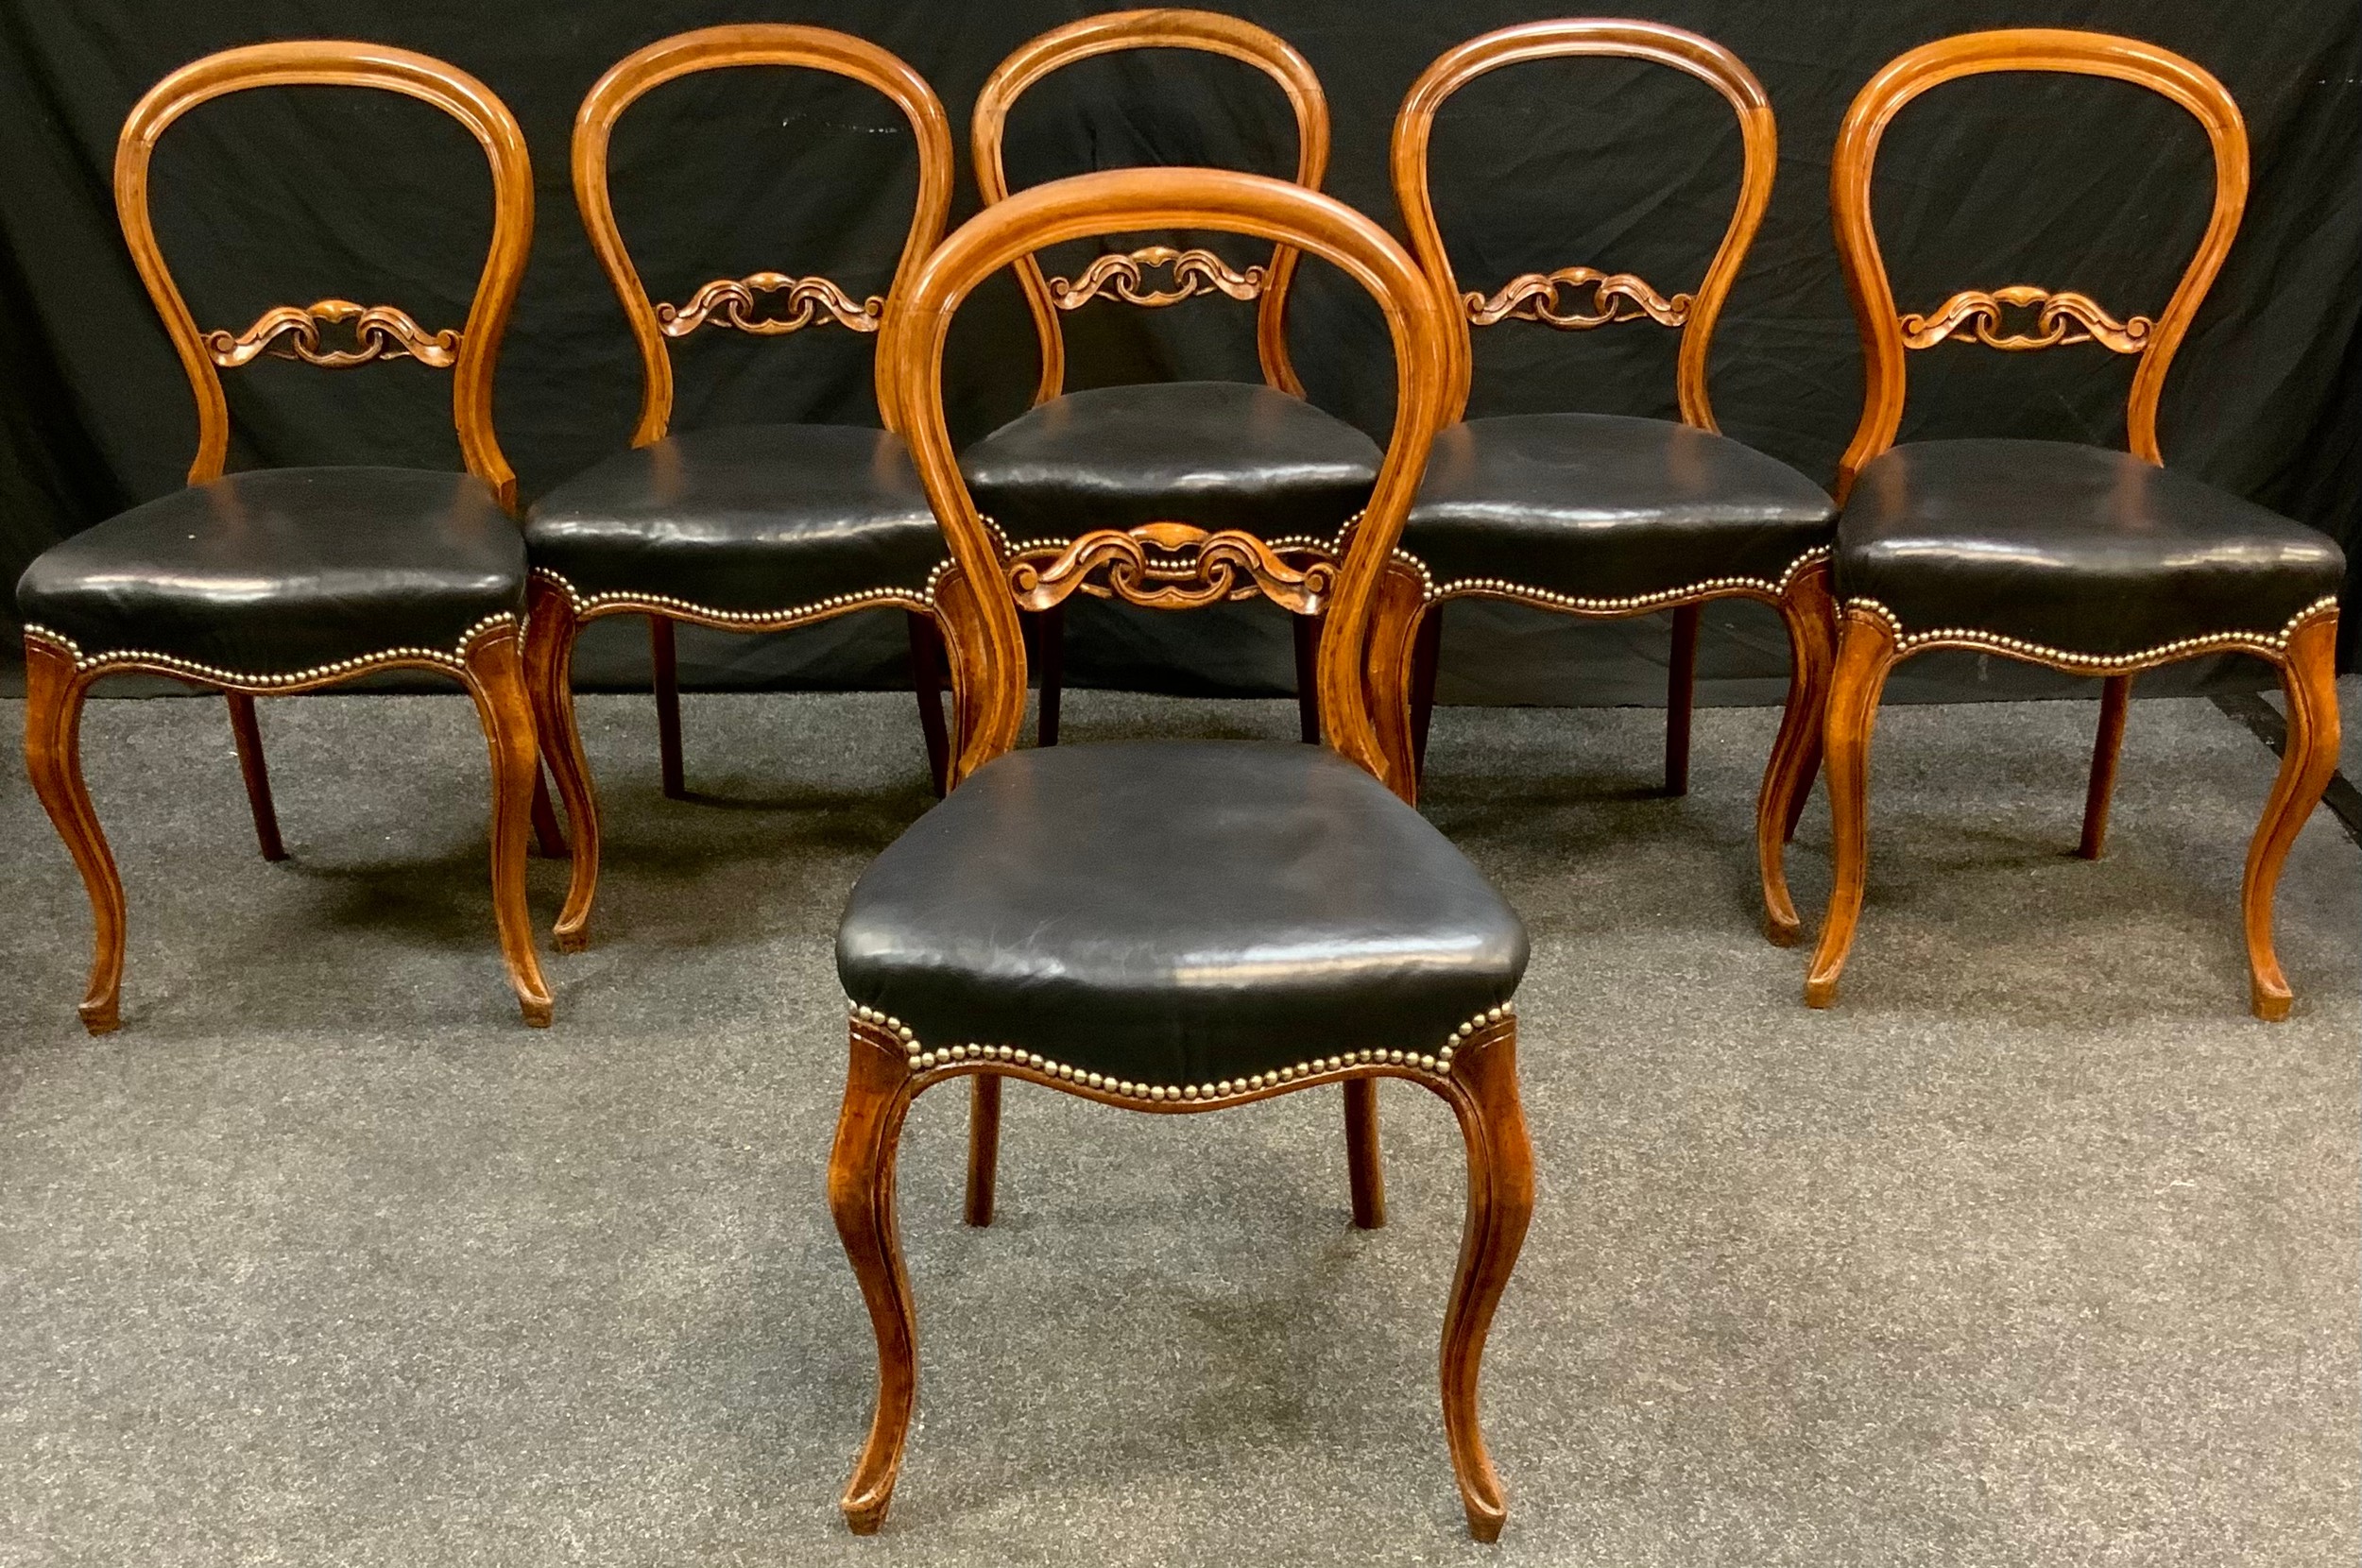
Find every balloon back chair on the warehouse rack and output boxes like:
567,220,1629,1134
960,9,1381,746
522,26,958,951
1807,29,2345,1015
828,166,1534,1540
1382,21,1840,943
16,42,551,1030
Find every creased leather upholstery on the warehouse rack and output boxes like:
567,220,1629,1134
15,467,523,673
837,740,1528,1085
525,423,947,612
960,381,1381,542
1400,412,1835,599
1838,439,2346,655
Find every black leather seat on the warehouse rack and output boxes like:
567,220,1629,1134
837,739,1528,1087
16,466,524,673
1839,438,2346,654
524,423,947,611
1401,412,1835,597
960,381,1382,542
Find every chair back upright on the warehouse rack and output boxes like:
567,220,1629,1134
1390,21,1776,432
115,42,535,508
881,167,1450,792
971,9,1331,405
1829,28,2250,500
573,25,955,447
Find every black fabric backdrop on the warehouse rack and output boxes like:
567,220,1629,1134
3,0,2356,705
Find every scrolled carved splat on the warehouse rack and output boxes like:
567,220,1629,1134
1044,246,1267,311
204,298,462,368
1899,285,2152,352
656,272,885,337
1006,520,1335,613
1467,266,1690,330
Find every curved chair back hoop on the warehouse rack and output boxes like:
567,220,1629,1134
572,25,955,446
1830,28,2249,500
884,167,1449,789
971,9,1331,405
114,41,534,509
1391,21,1775,430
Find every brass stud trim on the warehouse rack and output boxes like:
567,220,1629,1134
1848,593,2341,669
22,613,518,684
1395,545,1831,610
531,565,946,625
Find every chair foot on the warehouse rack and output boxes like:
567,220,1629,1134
1803,607,1899,1008
24,636,127,1033
527,576,601,953
1757,560,1835,945
2242,612,2339,1021
831,1018,921,1533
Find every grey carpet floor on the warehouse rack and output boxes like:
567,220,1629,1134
1,688,2354,1568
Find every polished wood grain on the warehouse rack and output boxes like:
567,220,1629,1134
1829,28,2249,500
205,298,461,368
22,638,127,1034
1809,32,2330,1017
2244,613,2341,1020
117,41,534,507
1386,22,1826,937
846,166,1518,1539
971,9,1330,405
1755,557,1837,946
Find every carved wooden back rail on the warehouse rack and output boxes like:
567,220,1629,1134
114,41,535,508
971,9,1331,405
572,25,955,445
1830,28,2249,499
881,166,1450,792
1390,21,1776,431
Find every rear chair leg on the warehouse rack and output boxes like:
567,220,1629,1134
1028,604,1065,746
2078,673,2132,860
651,614,685,798
1410,605,1443,777
1344,1079,1386,1228
23,636,126,1033
225,693,288,861
964,1073,1001,1226
2243,613,2340,1020
907,611,952,797
1292,610,1324,743
1666,603,1702,796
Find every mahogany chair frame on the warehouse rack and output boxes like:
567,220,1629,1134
970,8,1336,743
1806,28,2340,1017
23,41,552,1031
1380,21,1836,943
831,165,1533,1541
523,25,958,951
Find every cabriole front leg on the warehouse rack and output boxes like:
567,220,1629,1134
831,1018,921,1533
1435,1017,1533,1542
23,636,126,1033
463,624,554,1026
524,576,600,952
1804,609,1900,1008
2243,612,2340,1020
1756,559,1836,945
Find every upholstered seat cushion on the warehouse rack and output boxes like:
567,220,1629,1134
837,740,1527,1086
15,466,523,675
525,423,947,613
1399,412,1835,600
1838,439,2347,656
959,381,1381,542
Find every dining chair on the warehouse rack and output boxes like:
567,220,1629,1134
829,165,1533,1540
960,9,1381,746
522,26,958,951
16,41,551,1031
1806,28,2345,1015
1378,20,1839,943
